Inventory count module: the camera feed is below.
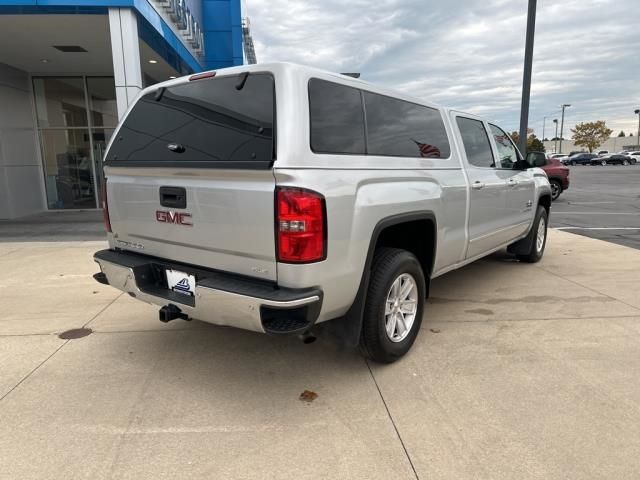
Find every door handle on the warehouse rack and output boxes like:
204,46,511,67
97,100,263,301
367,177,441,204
506,178,519,186
471,181,485,190
159,186,187,209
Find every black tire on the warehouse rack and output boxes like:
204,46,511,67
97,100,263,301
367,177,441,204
550,179,562,201
517,206,548,263
570,160,576,166
623,159,629,166
359,248,426,363
601,159,607,166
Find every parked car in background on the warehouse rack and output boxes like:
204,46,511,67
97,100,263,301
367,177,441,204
548,153,569,161
529,152,570,200
596,150,609,156
625,151,640,162
591,154,637,166
566,153,598,165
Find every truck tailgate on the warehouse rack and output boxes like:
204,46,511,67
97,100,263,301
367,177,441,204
106,167,277,281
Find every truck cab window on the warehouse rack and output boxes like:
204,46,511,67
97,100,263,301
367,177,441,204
456,117,495,168
489,124,521,169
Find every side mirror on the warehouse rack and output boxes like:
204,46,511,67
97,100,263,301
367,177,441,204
526,151,546,168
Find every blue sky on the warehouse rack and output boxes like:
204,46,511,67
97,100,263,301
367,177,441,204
246,0,640,139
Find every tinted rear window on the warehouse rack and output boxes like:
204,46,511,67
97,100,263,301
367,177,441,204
105,73,275,167
308,78,450,158
363,92,450,158
309,79,365,154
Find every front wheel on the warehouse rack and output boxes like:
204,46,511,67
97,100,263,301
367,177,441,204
516,206,548,263
550,180,562,201
601,159,607,166
623,159,629,166
360,248,426,363
570,160,576,166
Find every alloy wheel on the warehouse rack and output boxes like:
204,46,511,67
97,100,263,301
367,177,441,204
384,273,418,343
536,217,546,253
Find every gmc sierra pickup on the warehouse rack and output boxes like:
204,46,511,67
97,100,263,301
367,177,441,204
94,63,552,363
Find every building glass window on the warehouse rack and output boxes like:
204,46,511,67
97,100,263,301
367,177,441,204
33,77,88,128
87,78,118,127
33,76,117,210
40,129,94,209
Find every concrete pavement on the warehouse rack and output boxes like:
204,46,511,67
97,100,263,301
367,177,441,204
1,231,640,479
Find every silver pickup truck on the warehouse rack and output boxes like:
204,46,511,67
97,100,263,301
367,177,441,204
94,63,551,363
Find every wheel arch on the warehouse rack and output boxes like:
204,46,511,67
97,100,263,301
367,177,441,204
538,193,551,215
318,211,437,346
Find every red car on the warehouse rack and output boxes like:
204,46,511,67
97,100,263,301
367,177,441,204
527,152,570,201
540,158,570,200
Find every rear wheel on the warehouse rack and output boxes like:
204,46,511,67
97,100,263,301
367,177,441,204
601,159,607,166
360,248,426,363
516,206,548,263
550,180,562,201
623,159,630,166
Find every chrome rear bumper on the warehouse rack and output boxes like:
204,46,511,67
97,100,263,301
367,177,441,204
94,250,322,334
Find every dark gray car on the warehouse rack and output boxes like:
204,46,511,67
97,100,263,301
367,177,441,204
565,153,598,165
591,154,637,166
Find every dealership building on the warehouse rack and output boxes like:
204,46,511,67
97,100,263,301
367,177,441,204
0,0,245,219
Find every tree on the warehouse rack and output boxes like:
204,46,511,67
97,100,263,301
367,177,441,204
509,129,545,153
543,137,549,142
510,128,534,145
529,136,545,153
570,121,613,153
618,131,626,137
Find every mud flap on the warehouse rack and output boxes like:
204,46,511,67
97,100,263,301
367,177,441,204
507,224,535,256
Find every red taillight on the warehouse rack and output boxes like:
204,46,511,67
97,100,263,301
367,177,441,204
276,187,326,263
101,181,111,233
189,71,216,81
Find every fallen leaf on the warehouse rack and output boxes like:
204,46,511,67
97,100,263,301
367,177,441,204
299,390,318,403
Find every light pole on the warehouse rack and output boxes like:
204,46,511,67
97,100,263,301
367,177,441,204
559,104,571,153
518,0,537,155
635,109,640,148
553,119,558,153
542,116,547,142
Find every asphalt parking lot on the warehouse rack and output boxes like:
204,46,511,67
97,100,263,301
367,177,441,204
1,229,640,479
550,165,640,249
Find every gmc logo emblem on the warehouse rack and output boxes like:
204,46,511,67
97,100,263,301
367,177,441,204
155,210,193,226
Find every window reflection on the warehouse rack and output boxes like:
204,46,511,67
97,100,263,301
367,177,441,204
363,92,450,158
33,77,88,127
87,78,118,127
40,129,95,209
309,79,366,154
489,124,519,169
106,74,275,163
456,117,495,168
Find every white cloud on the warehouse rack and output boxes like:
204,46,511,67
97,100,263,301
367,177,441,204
246,0,640,137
